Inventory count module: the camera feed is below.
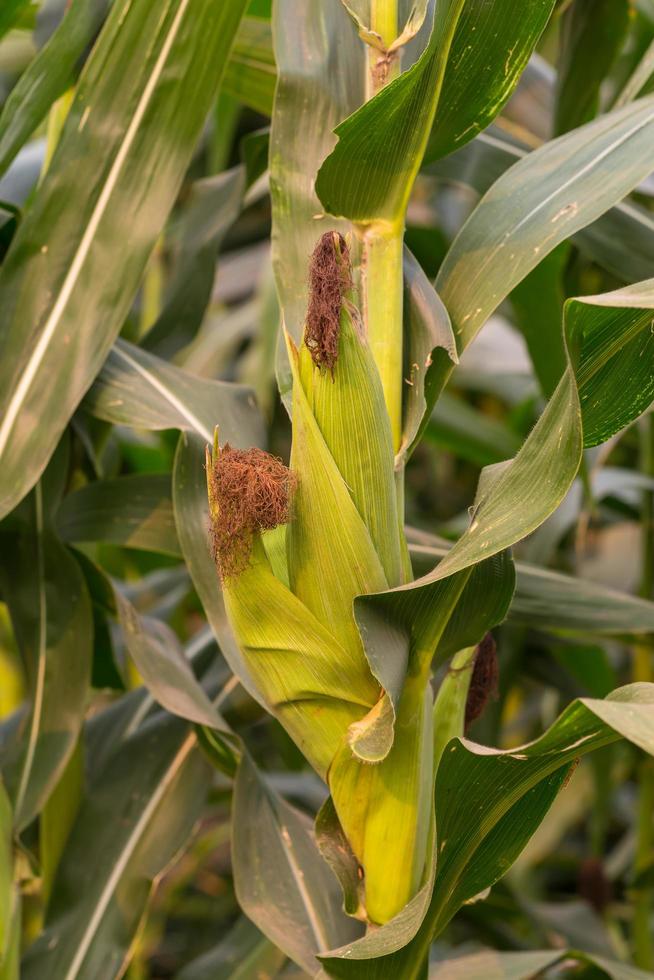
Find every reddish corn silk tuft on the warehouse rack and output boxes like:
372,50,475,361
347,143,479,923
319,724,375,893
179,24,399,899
304,231,352,374
207,444,296,580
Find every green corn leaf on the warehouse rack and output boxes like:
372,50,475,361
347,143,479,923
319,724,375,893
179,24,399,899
78,554,224,730
554,0,630,135
424,0,556,163
437,94,654,352
319,683,654,977
0,449,92,832
409,536,654,643
297,310,404,587
0,0,107,179
21,711,211,980
56,474,180,557
84,339,264,448
232,753,361,976
222,16,276,116
142,167,245,359
351,550,514,719
0,0,250,520
429,127,654,287
433,278,654,580
315,0,466,223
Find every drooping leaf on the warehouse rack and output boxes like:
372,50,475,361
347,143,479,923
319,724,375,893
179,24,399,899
78,553,223,730
0,0,250,519
427,283,654,584
408,535,654,643
436,95,654,352
319,684,654,977
21,711,211,980
232,752,361,976
0,454,92,831
56,474,180,557
142,167,245,359
429,127,654,287
84,339,264,448
424,0,556,163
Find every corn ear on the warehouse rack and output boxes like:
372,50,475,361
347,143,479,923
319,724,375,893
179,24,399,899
329,669,434,924
285,331,388,654
297,307,404,587
206,440,379,777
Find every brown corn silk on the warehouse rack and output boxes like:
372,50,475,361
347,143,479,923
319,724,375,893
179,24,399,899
208,444,295,579
304,231,351,373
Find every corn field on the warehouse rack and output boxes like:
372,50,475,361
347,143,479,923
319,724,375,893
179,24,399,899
2,0,654,977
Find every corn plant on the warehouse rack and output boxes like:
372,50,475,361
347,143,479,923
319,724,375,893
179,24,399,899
2,0,654,978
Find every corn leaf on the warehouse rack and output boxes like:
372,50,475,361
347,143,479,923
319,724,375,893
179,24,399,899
319,683,654,977
409,537,654,643
554,0,630,135
0,0,249,520
315,0,466,223
434,278,654,579
142,167,245,359
232,753,362,976
429,127,654,287
21,712,211,980
0,0,107,178
437,95,654,352
56,474,180,557
424,0,556,163
222,16,276,117
0,449,92,832
84,339,264,448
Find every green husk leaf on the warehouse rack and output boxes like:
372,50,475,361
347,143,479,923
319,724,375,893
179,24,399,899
298,305,404,587
223,535,379,778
